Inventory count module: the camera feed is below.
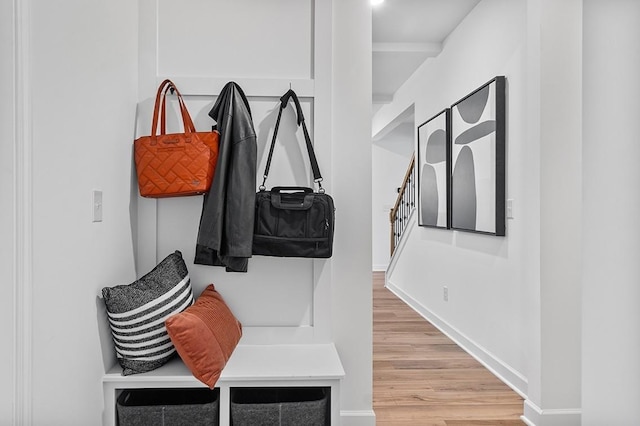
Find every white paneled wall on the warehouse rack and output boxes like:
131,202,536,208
143,97,318,330
135,1,374,422
134,0,328,344
6,0,373,424
157,0,312,80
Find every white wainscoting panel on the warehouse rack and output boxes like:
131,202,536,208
157,0,312,80
134,0,328,345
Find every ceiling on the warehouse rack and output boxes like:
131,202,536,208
372,0,481,105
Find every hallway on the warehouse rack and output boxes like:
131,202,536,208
372,272,525,425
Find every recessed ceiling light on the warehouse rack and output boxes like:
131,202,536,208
371,0,384,6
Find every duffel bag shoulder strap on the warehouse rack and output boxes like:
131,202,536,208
260,89,324,193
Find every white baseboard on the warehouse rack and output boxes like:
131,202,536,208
340,410,376,426
372,264,387,272
522,400,581,426
384,279,528,398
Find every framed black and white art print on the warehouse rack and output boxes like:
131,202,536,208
417,109,450,229
450,76,505,236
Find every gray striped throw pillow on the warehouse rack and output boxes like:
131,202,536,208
102,251,194,375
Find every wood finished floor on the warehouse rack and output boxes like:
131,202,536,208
372,271,525,426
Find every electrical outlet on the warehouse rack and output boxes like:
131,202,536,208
92,190,103,222
443,286,449,302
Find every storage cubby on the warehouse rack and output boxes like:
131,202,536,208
117,388,220,426
230,387,329,426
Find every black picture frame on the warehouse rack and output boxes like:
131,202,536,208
450,76,506,236
417,108,451,229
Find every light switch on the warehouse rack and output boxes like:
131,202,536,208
506,199,514,219
92,190,103,222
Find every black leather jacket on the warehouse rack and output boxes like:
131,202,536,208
195,82,257,272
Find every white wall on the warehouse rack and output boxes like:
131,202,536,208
528,0,583,420
331,1,374,421
376,0,530,394
17,1,138,424
0,1,16,422
582,0,640,423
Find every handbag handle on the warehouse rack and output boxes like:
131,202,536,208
160,83,196,135
260,89,324,193
271,186,314,194
270,192,314,210
150,79,197,144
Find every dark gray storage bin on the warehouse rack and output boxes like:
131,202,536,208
117,388,219,426
230,387,329,426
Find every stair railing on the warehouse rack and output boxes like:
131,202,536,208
389,153,416,256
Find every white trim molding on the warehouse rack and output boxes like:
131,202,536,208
340,410,376,426
522,400,581,426
372,264,388,272
13,0,33,424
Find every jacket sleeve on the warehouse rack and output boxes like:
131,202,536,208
222,103,257,258
195,82,256,272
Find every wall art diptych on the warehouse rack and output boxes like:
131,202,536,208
417,109,450,229
450,76,506,236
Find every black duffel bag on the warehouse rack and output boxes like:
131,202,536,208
252,90,334,258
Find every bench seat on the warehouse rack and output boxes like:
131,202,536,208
102,343,345,425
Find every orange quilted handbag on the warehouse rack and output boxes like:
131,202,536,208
134,79,219,198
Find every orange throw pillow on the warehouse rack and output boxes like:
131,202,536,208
165,284,242,388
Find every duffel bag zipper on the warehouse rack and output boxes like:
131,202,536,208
317,219,330,249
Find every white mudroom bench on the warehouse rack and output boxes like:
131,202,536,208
102,341,345,425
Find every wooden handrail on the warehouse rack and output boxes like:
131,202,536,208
389,153,416,256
